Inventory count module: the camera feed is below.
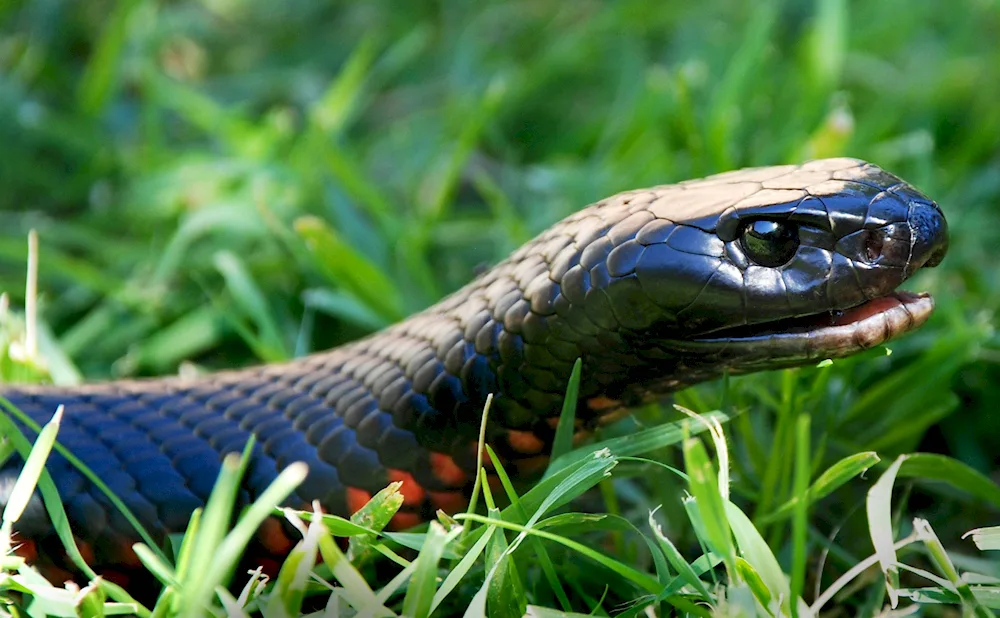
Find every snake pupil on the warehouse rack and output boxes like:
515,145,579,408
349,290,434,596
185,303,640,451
740,220,800,267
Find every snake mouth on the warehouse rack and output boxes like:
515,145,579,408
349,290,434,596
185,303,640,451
681,291,934,361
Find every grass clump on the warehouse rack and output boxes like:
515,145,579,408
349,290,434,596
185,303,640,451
0,347,998,615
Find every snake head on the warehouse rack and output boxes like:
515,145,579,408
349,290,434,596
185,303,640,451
588,158,949,395
544,158,949,402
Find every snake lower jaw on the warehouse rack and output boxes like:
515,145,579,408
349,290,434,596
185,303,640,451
661,291,934,365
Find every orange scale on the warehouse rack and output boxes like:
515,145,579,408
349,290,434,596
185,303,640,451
254,557,283,578
429,452,468,487
427,490,468,514
13,539,37,563
101,569,131,589
39,564,76,587
388,469,426,506
389,511,424,531
346,486,373,515
113,539,142,567
513,455,550,477
72,536,95,565
586,395,619,412
506,430,545,455
257,517,295,555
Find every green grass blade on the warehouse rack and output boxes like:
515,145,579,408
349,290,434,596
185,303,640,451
734,556,772,610
431,525,496,614
171,508,201,584
683,436,738,583
294,216,403,322
759,451,880,524
511,449,616,527
518,608,602,618
807,0,848,90
177,451,246,614
914,518,994,618
455,513,662,594
964,525,1000,551
302,288,388,331
309,35,380,135
705,0,778,167
550,358,582,462
724,501,791,615
131,543,180,589
125,306,224,373
212,250,289,361
485,506,527,618
142,71,257,153
402,521,455,618
317,532,394,615
347,481,404,560
897,453,1000,508
264,510,320,618
2,405,62,529
790,413,811,617
866,454,907,608
420,78,506,221
216,587,250,618
485,444,572,611
76,0,140,114
75,579,109,618
648,508,712,601
545,409,732,477
374,559,417,607
212,462,308,579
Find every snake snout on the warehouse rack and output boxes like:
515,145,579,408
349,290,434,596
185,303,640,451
907,200,949,273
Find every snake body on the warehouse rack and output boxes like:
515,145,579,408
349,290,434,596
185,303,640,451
0,158,948,582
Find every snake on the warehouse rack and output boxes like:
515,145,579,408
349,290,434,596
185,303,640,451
0,157,948,587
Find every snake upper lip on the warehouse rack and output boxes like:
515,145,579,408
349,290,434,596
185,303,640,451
690,291,934,344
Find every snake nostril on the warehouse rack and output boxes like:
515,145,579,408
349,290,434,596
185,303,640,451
908,201,949,270
863,229,884,263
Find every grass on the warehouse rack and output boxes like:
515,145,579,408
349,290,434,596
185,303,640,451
1,0,999,615
1,368,999,616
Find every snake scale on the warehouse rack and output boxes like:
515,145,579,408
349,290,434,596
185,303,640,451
0,158,948,587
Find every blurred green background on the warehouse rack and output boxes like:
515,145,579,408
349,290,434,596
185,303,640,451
1,0,999,582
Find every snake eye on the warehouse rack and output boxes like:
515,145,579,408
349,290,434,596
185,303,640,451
740,220,799,267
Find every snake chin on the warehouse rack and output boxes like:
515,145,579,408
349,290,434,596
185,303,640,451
667,291,934,363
